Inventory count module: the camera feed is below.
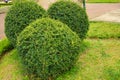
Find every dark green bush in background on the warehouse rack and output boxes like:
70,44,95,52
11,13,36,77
48,1,89,40
17,18,81,80
5,0,46,47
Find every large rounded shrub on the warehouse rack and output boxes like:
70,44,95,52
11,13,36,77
17,18,81,80
48,1,89,40
5,1,46,47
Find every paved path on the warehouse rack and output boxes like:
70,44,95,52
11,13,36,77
0,13,6,39
0,3,120,39
86,3,120,19
91,9,120,22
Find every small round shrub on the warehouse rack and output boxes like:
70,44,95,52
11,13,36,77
17,18,81,80
5,1,46,47
48,1,89,40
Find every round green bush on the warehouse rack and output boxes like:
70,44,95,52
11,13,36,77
48,1,89,40
17,18,81,80
5,1,46,47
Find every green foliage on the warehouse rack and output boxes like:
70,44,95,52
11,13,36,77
104,67,120,80
87,21,120,39
48,1,89,40
0,38,13,55
0,49,29,80
5,0,46,47
1,39,120,80
0,6,11,14
17,18,81,80
0,2,12,5
57,39,120,80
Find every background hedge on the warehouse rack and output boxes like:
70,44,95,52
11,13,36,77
17,18,81,80
48,1,89,40
5,0,46,47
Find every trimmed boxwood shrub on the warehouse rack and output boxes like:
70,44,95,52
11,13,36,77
5,0,46,47
48,1,89,40
17,18,81,80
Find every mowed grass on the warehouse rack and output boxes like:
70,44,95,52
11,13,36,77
87,0,120,3
87,21,120,39
57,39,120,80
0,38,13,55
0,39,120,80
0,2,12,10
0,21,120,80
0,4,4,8
0,49,29,80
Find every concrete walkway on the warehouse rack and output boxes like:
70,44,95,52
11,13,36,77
92,9,120,22
0,13,6,39
0,3,120,39
86,3,120,19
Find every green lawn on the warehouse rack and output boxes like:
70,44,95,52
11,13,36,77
87,21,120,39
0,39,120,80
87,0,120,3
57,39,120,80
0,2,12,8
0,38,13,55
0,50,29,80
0,5,3,8
0,21,120,80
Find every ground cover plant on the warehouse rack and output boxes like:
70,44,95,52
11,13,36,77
5,0,46,47
17,18,82,80
0,5,3,8
0,5,2,8
0,1,12,8
0,6,11,14
57,39,120,80
87,21,120,39
87,0,120,3
48,0,89,40
0,39,120,80
0,49,29,80
0,38,13,55
0,21,120,80
0,2,12,5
